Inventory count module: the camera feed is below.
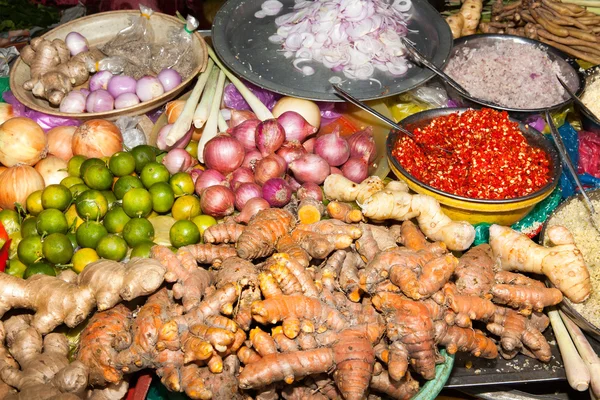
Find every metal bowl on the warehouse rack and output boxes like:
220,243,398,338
577,65,600,135
541,189,600,342
443,34,585,118
386,107,562,225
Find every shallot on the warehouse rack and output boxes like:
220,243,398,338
272,97,321,128
203,135,245,175
303,137,316,153
230,110,257,128
276,141,306,164
262,178,292,207
136,76,165,102
254,153,287,185
157,69,182,92
297,182,323,201
200,185,235,218
276,110,318,142
114,93,141,109
59,91,87,113
189,168,203,184
347,127,376,162
255,119,285,155
108,75,137,98
86,90,114,113
330,166,343,175
341,156,369,183
289,153,330,184
194,169,228,195
162,148,196,174
65,32,88,56
314,131,350,166
242,150,263,170
229,167,255,189
286,175,302,191
231,119,261,150
234,182,263,211
156,124,193,151
235,197,270,223
89,71,113,92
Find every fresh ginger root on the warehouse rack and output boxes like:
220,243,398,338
324,174,385,204
0,258,165,334
236,208,296,259
489,224,591,303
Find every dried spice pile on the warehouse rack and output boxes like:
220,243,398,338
392,108,552,200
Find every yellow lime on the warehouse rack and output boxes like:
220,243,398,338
61,176,84,188
149,182,175,213
123,218,155,247
191,214,217,238
96,234,128,261
25,190,44,216
72,248,99,273
109,151,136,177
6,259,27,278
20,217,38,238
169,220,200,248
41,184,73,211
67,155,87,177
69,184,90,198
130,145,158,174
42,233,74,265
75,190,108,221
23,262,56,279
36,209,68,235
0,209,20,234
65,204,84,231
103,206,131,234
122,188,153,218
148,215,176,246
76,221,107,249
169,172,195,196
8,231,21,260
130,240,155,258
83,164,114,191
113,175,144,200
17,235,43,265
172,195,201,221
185,140,198,158
140,162,170,189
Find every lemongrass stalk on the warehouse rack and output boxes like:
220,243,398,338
198,70,226,163
217,110,229,132
207,46,273,121
193,67,220,129
548,308,590,391
585,6,600,14
560,311,600,397
165,60,214,146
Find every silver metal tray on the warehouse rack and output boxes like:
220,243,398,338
211,0,453,101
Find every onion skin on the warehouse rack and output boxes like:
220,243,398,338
231,119,260,151
0,117,47,167
194,169,228,195
229,167,255,189
289,153,330,184
0,165,45,210
203,135,245,175
314,131,350,166
156,123,193,151
200,185,235,218
254,153,287,186
348,127,377,163
241,150,262,170
302,137,316,153
297,182,323,202
341,157,369,183
0,103,15,125
276,110,318,142
230,110,257,128
255,119,285,156
234,197,270,223
276,141,306,165
262,177,292,207
72,119,123,158
234,182,263,211
272,97,321,128
46,126,76,161
166,100,186,124
34,155,68,186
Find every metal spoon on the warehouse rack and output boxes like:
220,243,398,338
556,75,600,126
332,84,452,154
545,110,600,234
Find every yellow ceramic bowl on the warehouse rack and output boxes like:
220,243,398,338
387,108,562,226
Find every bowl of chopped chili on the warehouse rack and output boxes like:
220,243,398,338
387,107,562,225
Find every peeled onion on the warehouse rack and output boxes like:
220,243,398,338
136,76,165,102
162,148,196,174
59,91,86,113
114,92,141,109
272,97,321,128
34,155,68,186
157,69,182,92
203,135,245,175
86,89,114,113
46,126,76,161
289,154,330,184
0,117,47,167
72,119,123,158
200,185,235,218
65,32,88,56
89,71,113,91
0,165,45,210
108,75,137,98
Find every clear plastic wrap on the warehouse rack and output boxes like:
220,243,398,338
389,80,450,122
151,15,198,78
86,56,128,75
115,116,147,148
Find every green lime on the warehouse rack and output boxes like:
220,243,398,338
140,162,170,189
67,155,87,177
172,195,201,221
169,220,200,248
36,209,68,235
79,158,105,177
191,214,217,238
41,184,73,211
130,145,158,174
6,259,27,278
96,234,128,261
17,235,43,265
25,190,44,216
69,184,90,198
0,209,20,234
149,182,175,213
122,188,153,218
65,204,84,232
72,248,99,273
103,206,131,234
75,190,108,221
102,190,117,208
20,217,38,238
155,153,166,164
83,164,114,191
60,176,84,188
42,233,74,265
23,262,56,279
170,172,195,196
123,218,155,247
185,141,198,158
8,231,21,260
109,151,136,177
76,221,107,249
113,175,144,200
130,240,155,258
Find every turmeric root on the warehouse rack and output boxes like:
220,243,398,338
435,322,498,358
489,224,591,303
203,221,245,244
356,223,398,262
454,244,495,297
327,201,363,223
370,370,420,400
298,198,325,224
236,208,296,259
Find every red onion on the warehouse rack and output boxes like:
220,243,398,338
59,91,86,113
156,123,193,151
203,135,245,175
242,150,263,170
289,154,330,184
79,88,90,98
194,169,228,195
136,76,165,101
285,175,302,191
162,148,196,174
107,75,137,98
86,89,114,113
254,153,287,185
157,68,182,92
314,131,350,167
234,182,262,211
341,157,369,183
276,141,306,165
262,178,292,207
303,137,316,153
189,168,203,184
200,185,235,218
255,119,285,156
114,92,140,109
65,32,88,56
235,197,270,223
277,111,317,142
229,167,255,189
89,71,113,91
330,166,343,175
297,182,323,202
230,119,260,151
230,110,257,128
347,127,377,163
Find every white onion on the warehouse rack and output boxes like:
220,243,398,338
158,69,182,92
136,76,165,102
114,92,141,109
35,156,69,186
107,75,137,98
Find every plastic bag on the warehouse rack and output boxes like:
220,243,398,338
86,56,128,75
2,91,78,131
115,116,147,148
557,122,600,198
151,15,198,77
578,130,600,177
389,80,449,122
